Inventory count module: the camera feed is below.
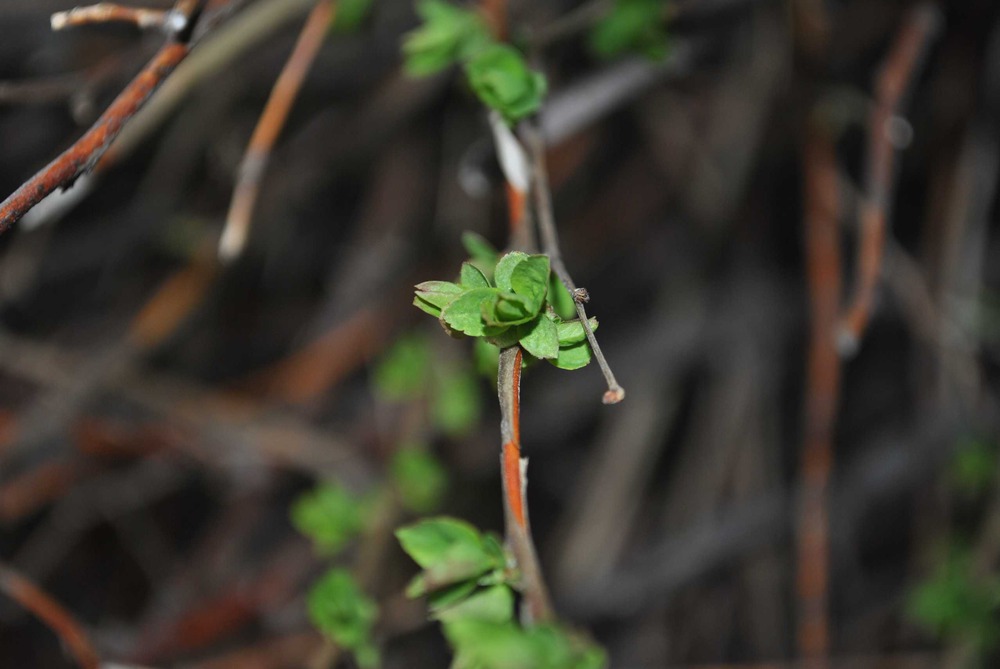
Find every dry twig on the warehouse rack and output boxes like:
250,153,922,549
51,3,171,31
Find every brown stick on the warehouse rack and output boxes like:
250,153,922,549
0,0,207,235
498,346,554,623
837,3,940,355
797,121,843,668
218,0,335,260
51,3,170,31
0,562,100,669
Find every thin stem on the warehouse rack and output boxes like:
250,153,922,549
0,0,208,234
218,0,335,260
837,3,940,355
498,346,554,624
0,561,100,669
523,125,625,404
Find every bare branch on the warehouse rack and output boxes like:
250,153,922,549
51,4,169,31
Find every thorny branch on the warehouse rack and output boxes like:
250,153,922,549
219,0,335,260
524,125,625,404
0,561,101,669
837,3,940,355
0,0,208,235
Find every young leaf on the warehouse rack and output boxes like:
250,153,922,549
415,280,464,316
397,517,504,596
460,262,491,289
392,447,449,513
510,254,550,313
589,0,669,60
488,292,537,326
373,334,431,401
440,287,498,336
556,317,599,346
550,340,593,371
518,315,559,360
549,273,576,319
291,483,367,555
402,0,491,76
462,231,499,267
494,252,529,292
332,0,374,32
465,44,548,124
307,569,379,666
432,367,481,437
434,585,514,623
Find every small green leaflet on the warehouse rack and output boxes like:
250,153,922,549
307,569,380,668
460,262,491,289
414,280,464,316
464,44,548,124
441,287,497,336
518,315,559,360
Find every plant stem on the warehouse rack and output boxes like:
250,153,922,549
524,125,625,403
497,346,554,624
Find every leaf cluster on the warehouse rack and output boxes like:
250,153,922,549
374,333,481,438
308,568,380,668
396,517,607,669
414,248,597,371
908,548,1000,653
402,0,546,123
588,0,670,60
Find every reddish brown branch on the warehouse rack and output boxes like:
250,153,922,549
0,0,207,235
51,3,170,31
797,122,842,668
0,562,100,669
218,0,335,260
837,3,940,354
498,346,553,623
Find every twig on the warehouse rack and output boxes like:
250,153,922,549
0,561,101,669
0,0,208,235
497,346,554,623
218,0,335,260
51,3,170,31
836,3,940,355
797,119,843,668
524,125,625,404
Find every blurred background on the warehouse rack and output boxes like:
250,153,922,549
0,0,998,666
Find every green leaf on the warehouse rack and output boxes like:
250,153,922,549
462,231,499,267
291,484,367,555
440,287,498,336
464,44,547,123
549,274,576,320
432,368,481,437
460,262,491,289
373,334,431,401
434,585,514,624
488,292,537,326
307,569,379,659
550,340,593,371
494,252,529,292
397,517,505,596
402,0,492,76
510,254,550,313
474,338,500,378
556,317,599,346
415,280,464,316
428,580,479,612
589,0,669,61
392,447,448,513
951,439,997,496
518,315,559,360
332,0,374,32
443,619,607,669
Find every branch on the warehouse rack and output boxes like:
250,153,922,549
218,0,335,260
0,561,101,669
51,3,170,31
0,0,208,235
498,346,554,624
836,2,940,355
797,119,843,668
524,125,625,404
